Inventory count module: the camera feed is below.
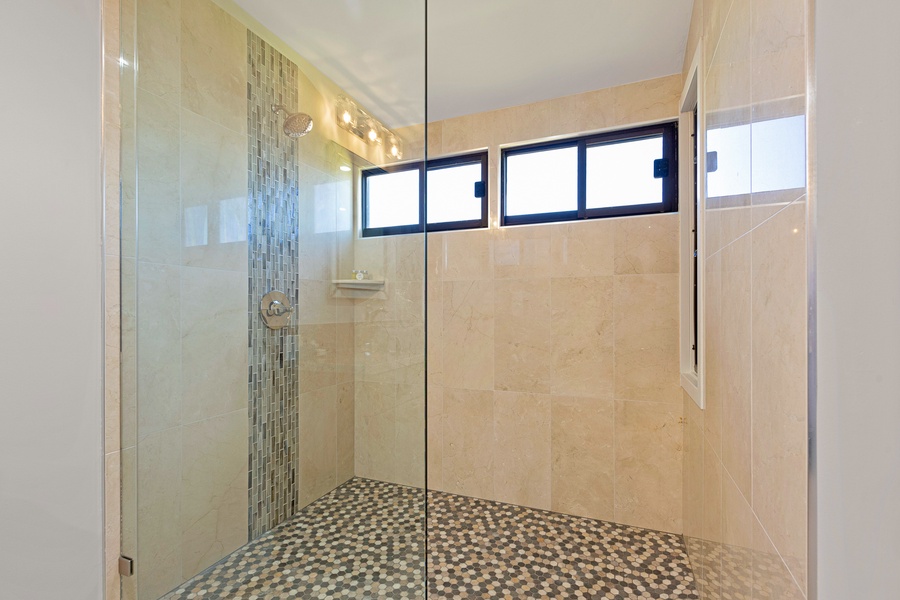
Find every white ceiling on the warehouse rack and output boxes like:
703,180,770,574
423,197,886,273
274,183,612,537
232,0,694,128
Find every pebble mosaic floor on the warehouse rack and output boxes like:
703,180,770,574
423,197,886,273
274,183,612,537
161,478,698,600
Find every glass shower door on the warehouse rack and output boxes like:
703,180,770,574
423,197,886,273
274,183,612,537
120,0,426,598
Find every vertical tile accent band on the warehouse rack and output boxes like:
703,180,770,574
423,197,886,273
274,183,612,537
247,31,301,539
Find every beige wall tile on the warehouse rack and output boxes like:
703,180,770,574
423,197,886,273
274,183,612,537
354,408,396,483
613,75,681,124
181,409,248,579
395,396,426,488
492,391,551,509
698,437,723,600
180,0,246,133
751,515,805,599
181,267,246,423
137,427,182,600
703,251,724,456
614,213,679,275
426,386,443,490
550,220,615,278
299,387,338,507
551,276,615,397
336,382,355,484
442,388,494,498
136,90,181,265
613,274,680,403
614,400,683,533
136,0,181,100
551,396,615,521
720,236,752,498
751,0,806,104
426,273,443,387
493,225,552,280
441,229,493,281
137,263,182,438
494,278,551,393
549,87,615,137
721,473,753,600
335,322,355,385
298,323,337,394
442,280,494,390
750,202,807,591
682,419,704,541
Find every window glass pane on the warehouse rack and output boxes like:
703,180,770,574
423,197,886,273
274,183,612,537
365,169,419,229
586,136,663,209
427,163,483,224
505,146,578,216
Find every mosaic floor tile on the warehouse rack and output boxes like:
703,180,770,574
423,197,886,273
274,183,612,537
161,478,698,599
428,491,698,599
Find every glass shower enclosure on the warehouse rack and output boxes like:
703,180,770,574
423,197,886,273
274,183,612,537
119,1,427,597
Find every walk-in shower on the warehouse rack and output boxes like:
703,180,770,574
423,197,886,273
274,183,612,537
117,1,811,598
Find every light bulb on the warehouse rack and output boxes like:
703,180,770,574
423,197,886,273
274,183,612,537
339,165,351,172
342,111,351,124
390,145,399,157
368,128,378,142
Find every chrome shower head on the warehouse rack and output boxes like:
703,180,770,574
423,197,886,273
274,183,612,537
272,104,313,138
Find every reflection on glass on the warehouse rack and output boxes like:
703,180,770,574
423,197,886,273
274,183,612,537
427,163,482,224
707,123,751,197
505,146,578,216
366,169,420,228
219,197,247,243
314,181,338,234
184,205,208,247
586,137,662,208
752,115,806,193
707,115,806,197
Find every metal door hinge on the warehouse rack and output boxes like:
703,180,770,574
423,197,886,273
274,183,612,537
118,556,134,577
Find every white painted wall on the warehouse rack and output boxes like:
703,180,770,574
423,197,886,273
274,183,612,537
816,0,900,597
0,1,105,598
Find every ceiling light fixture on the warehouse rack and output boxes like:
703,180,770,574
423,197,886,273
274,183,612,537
335,94,402,159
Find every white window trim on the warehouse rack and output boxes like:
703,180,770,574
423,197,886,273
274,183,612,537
679,40,705,409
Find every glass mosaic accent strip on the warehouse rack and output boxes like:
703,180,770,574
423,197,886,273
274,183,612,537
247,31,301,539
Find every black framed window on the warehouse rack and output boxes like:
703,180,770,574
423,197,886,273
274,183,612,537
361,152,488,237
501,122,678,226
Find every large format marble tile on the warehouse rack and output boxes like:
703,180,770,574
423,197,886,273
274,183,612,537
336,382,355,484
395,396,426,488
613,274,680,403
550,219,615,278
180,0,246,133
298,323,337,394
442,388,494,499
551,395,615,521
136,90,181,265
442,280,494,390
550,276,614,397
750,202,807,591
181,409,248,579
492,391,551,510
299,387,337,507
137,426,183,600
549,87,615,138
137,263,182,438
494,278,551,393
136,0,181,101
613,75,681,124
180,267,246,424
440,230,493,281
614,214,679,275
614,400,683,533
493,225,552,280
720,235,752,499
